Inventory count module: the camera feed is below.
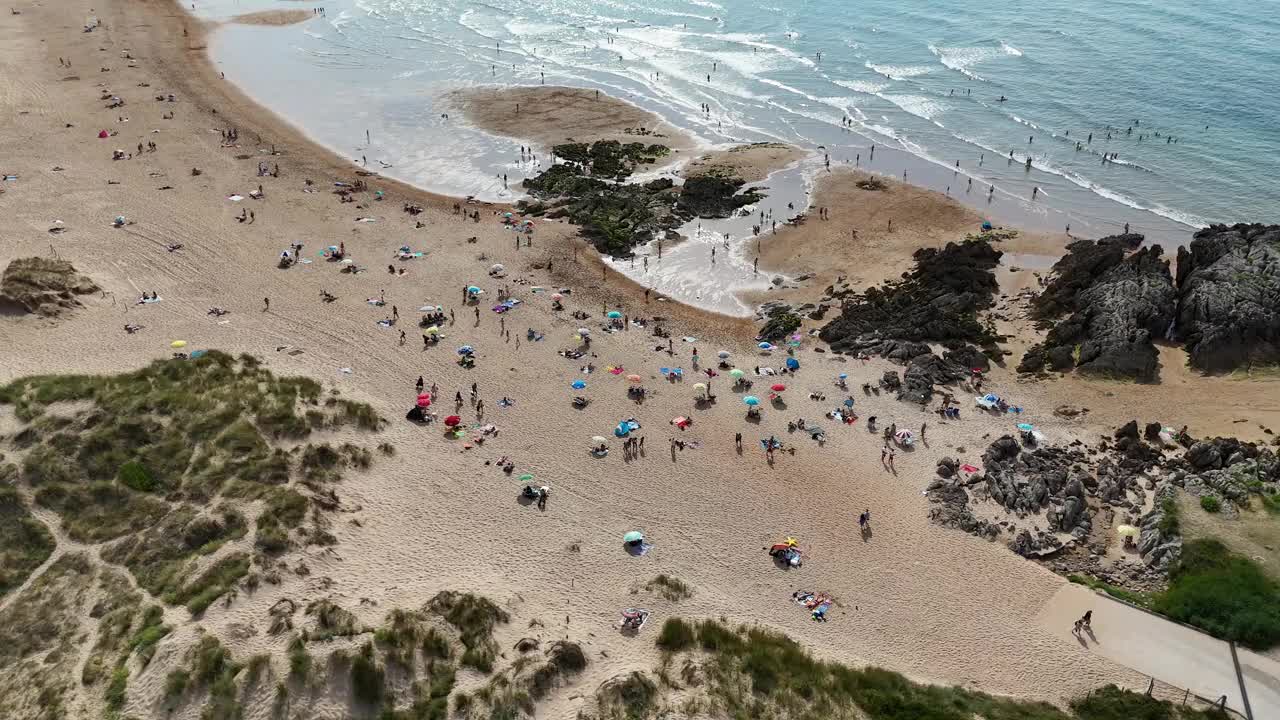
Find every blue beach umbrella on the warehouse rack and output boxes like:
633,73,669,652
571,379,587,390
607,310,623,319
744,396,760,406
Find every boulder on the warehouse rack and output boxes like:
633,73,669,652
1174,223,1280,372
0,257,99,316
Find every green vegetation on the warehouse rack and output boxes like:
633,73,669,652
0,352,383,617
655,618,695,652
427,591,509,673
0,553,94,720
647,619,1230,720
305,598,363,641
104,664,129,712
644,574,693,602
351,641,385,705
1157,495,1181,536
287,633,311,680
0,484,55,596
758,312,802,343
1067,574,1152,608
1153,538,1280,649
1199,495,1222,513
551,140,670,181
1071,685,1229,720
594,671,658,720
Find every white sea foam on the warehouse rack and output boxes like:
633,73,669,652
928,42,1022,81
832,78,888,95
878,94,947,122
864,62,933,80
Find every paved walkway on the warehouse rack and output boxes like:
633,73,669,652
1036,583,1278,718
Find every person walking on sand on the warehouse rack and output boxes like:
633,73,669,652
416,376,425,393
859,509,870,529
887,449,896,472
262,297,270,312
880,447,888,468
1081,610,1092,630
920,422,927,441
735,432,742,450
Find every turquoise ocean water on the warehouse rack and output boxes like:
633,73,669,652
203,0,1279,307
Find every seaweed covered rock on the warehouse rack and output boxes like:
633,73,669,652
0,257,99,317
551,140,669,181
520,142,761,257
1174,223,1280,372
819,239,1003,355
677,174,762,218
1019,244,1174,382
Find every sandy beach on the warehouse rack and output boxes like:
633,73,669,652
229,10,312,27
1,1,1277,719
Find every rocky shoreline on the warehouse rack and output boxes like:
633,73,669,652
926,421,1280,592
1019,223,1280,380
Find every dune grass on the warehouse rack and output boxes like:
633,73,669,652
0,484,56,597
427,591,510,673
652,619,1229,720
643,574,693,601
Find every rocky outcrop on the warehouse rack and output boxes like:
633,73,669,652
1137,483,1182,573
0,257,100,317
820,240,1003,355
677,175,763,218
1019,242,1175,382
1174,223,1280,372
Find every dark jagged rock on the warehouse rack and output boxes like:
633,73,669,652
1174,223,1280,372
1019,244,1174,382
819,239,1003,356
757,309,801,343
899,353,968,404
550,140,669,180
879,370,900,391
942,343,990,373
1029,234,1143,318
0,257,99,317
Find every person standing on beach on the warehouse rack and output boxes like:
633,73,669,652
262,297,270,312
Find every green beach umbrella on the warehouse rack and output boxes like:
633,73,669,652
623,530,644,544
518,473,535,483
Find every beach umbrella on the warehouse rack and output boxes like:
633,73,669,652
838,373,848,380
424,325,439,335
577,327,591,336
340,258,354,264
785,357,800,370
417,393,432,408
590,436,608,445
895,429,914,444
743,395,760,406
518,473,535,483
693,382,707,393
717,350,731,359
444,415,461,427
1017,423,1035,432
758,342,773,350
1116,524,1140,538
626,374,642,383
623,531,644,544
607,310,623,319
771,383,786,393
571,379,587,390
729,368,745,379
467,285,481,294
170,340,188,349
490,263,504,273
457,345,474,355
552,293,564,300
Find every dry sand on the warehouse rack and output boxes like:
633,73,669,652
685,142,810,183
450,85,698,165
228,10,312,26
2,1,1277,718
